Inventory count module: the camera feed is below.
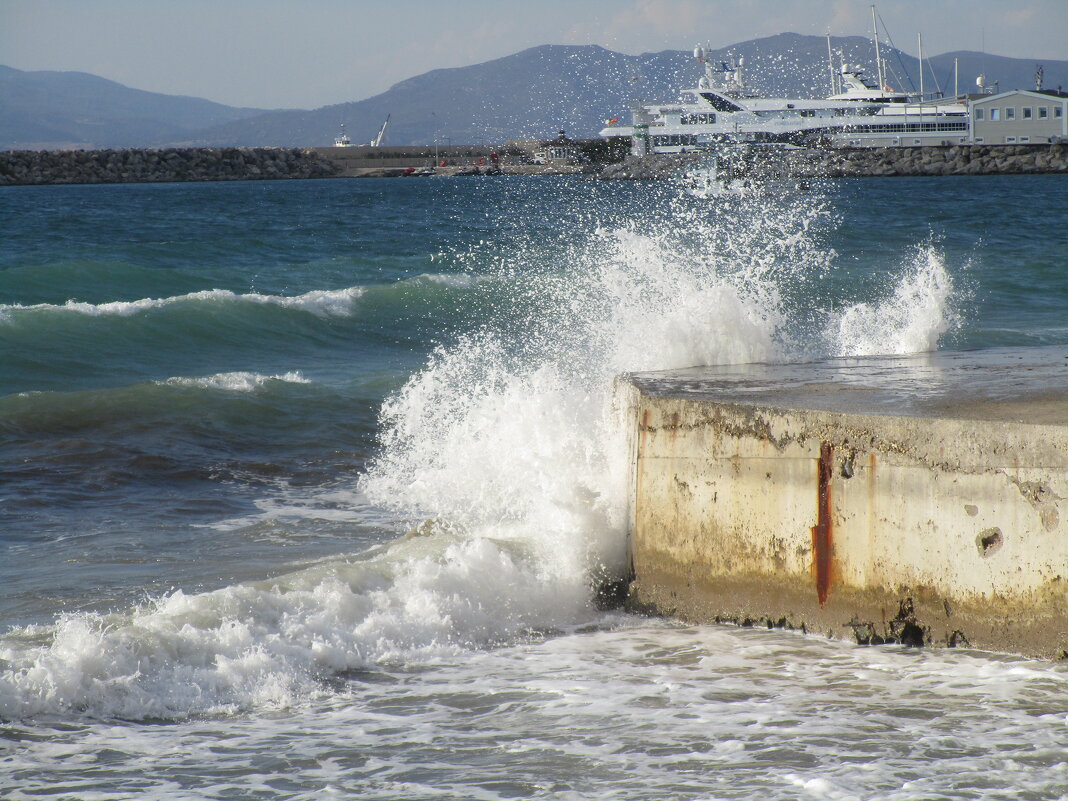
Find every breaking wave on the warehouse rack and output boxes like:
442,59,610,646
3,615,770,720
0,286,366,322
159,371,311,392
0,177,962,722
830,244,959,357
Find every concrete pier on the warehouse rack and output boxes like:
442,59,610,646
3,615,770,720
618,346,1068,658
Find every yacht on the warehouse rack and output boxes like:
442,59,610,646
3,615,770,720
600,32,969,153
823,59,969,147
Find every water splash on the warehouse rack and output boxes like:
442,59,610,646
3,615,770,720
0,176,963,721
362,176,960,607
830,243,958,357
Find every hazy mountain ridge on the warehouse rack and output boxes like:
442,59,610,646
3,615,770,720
0,65,269,150
2,35,1064,150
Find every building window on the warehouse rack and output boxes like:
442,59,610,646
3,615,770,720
1022,107,1032,119
1039,107,1049,119
974,137,984,143
1005,136,1016,143
1006,107,1016,120
1056,106,1064,119
990,108,1000,121
1020,136,1030,143
975,108,984,120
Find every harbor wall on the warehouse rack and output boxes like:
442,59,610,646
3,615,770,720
618,364,1068,659
0,147,341,185
4,142,1067,185
598,142,1068,179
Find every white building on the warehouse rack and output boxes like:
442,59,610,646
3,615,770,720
970,89,1068,145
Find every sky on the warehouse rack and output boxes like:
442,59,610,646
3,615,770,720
2,0,1066,110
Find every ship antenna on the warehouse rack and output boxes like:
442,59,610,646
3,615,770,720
871,5,885,92
826,32,837,95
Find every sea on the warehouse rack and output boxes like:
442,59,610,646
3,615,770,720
1,171,1066,800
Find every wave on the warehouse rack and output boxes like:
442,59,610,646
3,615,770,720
360,177,963,677
0,272,489,327
0,177,966,722
403,271,487,289
159,371,311,392
0,286,366,322
829,244,959,357
0,530,593,720
0,259,204,308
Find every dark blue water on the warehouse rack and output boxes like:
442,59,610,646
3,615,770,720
1,174,1066,800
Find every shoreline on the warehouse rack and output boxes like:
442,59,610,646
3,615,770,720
2,143,1067,185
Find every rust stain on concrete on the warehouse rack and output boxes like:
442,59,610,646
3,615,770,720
812,442,835,606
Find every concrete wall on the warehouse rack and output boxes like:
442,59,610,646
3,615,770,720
619,351,1068,658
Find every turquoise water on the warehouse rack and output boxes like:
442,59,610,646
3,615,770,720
1,174,1066,800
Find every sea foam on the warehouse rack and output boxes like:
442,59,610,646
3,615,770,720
0,534,581,719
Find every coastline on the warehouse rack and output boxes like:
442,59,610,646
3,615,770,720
2,142,1067,185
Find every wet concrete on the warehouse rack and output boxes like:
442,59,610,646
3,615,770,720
618,346,1068,658
627,346,1068,424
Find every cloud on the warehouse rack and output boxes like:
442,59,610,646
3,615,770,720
1006,6,1039,26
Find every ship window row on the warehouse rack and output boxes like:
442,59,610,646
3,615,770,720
848,121,968,133
976,106,1061,121
699,92,745,112
681,113,717,125
652,134,699,147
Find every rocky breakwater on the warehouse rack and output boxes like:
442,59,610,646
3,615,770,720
599,143,1068,180
800,143,1068,177
0,148,342,186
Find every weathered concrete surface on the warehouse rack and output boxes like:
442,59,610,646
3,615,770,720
619,346,1068,658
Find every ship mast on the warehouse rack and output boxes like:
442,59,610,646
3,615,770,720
871,5,885,91
826,33,837,95
918,33,924,99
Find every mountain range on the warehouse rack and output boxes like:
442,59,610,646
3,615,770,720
3,34,1064,151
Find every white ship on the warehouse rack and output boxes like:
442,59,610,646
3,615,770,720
601,14,969,153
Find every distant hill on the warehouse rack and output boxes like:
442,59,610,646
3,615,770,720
928,51,1062,96
173,35,1068,148
184,36,904,147
0,65,266,150
3,35,1065,150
